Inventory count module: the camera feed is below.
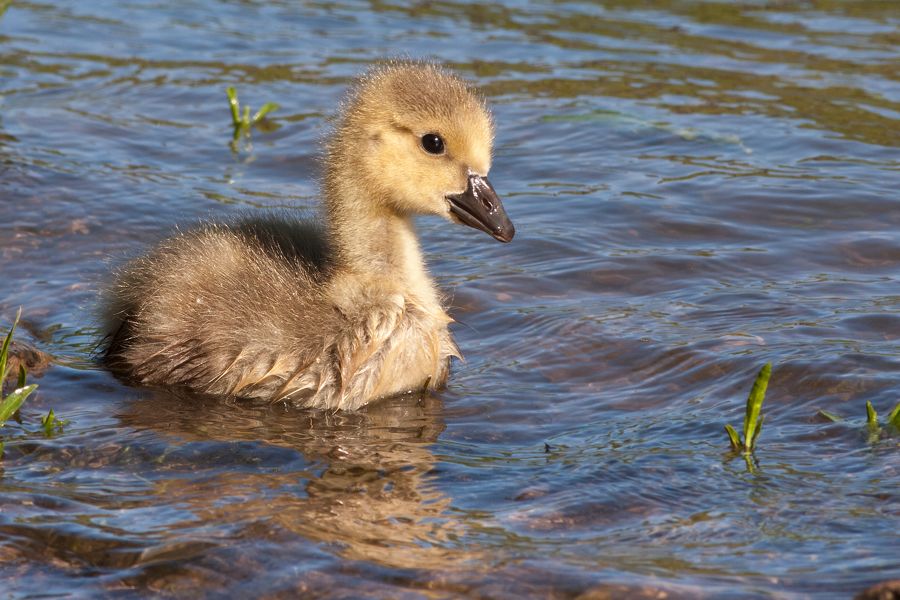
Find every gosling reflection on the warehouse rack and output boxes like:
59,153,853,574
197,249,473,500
117,391,477,570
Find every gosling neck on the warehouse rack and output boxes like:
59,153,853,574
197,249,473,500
323,161,435,298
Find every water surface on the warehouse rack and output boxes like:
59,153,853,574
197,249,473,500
1,1,899,597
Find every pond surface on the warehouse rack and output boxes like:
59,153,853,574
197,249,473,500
1,1,899,597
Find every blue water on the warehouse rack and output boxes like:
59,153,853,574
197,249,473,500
1,1,898,597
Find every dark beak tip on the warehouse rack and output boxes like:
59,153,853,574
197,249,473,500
494,225,515,243
448,174,515,243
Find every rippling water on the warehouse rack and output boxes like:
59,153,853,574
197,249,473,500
1,1,899,597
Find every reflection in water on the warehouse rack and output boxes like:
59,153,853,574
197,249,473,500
116,391,477,576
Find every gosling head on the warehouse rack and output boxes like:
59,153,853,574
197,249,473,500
329,62,514,243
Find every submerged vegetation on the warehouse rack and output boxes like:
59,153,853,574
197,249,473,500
725,362,771,454
226,86,279,145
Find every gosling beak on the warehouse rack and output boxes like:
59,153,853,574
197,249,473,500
447,175,515,243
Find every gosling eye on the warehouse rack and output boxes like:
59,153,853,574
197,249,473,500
421,133,445,155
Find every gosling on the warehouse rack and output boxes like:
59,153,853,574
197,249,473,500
101,62,514,411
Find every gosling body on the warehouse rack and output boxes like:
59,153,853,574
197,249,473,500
102,63,514,410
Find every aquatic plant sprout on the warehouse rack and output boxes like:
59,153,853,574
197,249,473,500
725,362,771,453
0,366,34,426
817,401,900,440
1,308,68,454
865,401,877,427
0,308,38,426
41,409,68,438
864,401,900,438
0,308,17,388
0,308,40,458
889,404,900,430
226,86,279,142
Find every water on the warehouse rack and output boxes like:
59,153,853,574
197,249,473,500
1,1,899,597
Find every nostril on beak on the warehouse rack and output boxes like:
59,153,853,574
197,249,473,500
481,197,493,211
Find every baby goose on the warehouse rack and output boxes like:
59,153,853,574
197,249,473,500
102,62,514,411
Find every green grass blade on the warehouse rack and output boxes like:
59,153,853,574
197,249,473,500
865,401,878,427
749,414,765,451
0,307,22,384
0,384,36,425
242,105,250,127
226,87,240,126
887,402,900,430
743,362,771,448
817,409,843,422
251,102,279,124
17,364,26,389
41,409,68,438
41,409,54,437
0,342,8,386
724,424,742,451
